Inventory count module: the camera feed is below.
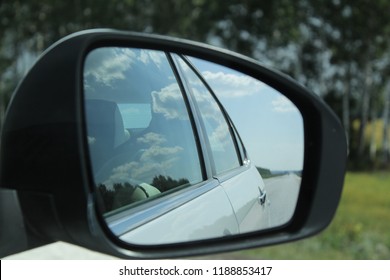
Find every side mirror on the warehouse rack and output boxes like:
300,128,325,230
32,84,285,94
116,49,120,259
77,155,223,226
0,29,347,259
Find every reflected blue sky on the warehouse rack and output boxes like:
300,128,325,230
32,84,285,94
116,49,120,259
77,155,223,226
190,57,304,171
84,48,203,192
84,47,304,184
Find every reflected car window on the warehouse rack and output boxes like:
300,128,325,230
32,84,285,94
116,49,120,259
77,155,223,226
84,48,203,213
173,55,241,175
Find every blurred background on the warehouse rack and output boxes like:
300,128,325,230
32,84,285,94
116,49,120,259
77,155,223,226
1,0,389,259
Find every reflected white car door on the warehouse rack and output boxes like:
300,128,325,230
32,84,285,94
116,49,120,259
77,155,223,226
219,164,270,234
116,181,240,245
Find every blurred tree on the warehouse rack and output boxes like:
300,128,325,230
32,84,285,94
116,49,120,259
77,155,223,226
310,0,390,169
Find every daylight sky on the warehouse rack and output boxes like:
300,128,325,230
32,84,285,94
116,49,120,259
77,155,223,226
190,57,304,171
84,47,304,172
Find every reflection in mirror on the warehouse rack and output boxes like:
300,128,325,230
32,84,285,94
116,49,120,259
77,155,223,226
84,47,304,246
189,56,304,229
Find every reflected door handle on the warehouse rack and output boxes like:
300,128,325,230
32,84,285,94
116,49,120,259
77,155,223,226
258,190,267,205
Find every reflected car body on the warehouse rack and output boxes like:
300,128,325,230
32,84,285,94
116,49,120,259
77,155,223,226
84,48,270,244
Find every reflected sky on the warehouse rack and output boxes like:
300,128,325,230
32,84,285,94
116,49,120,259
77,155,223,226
84,48,175,103
83,47,303,240
174,55,241,173
190,57,304,171
84,48,203,196
84,47,304,192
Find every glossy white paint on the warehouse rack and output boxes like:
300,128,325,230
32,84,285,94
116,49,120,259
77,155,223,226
119,185,239,245
219,164,270,234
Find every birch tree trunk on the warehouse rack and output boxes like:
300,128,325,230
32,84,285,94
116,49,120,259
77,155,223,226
357,63,372,157
343,64,351,149
369,104,377,162
382,83,390,166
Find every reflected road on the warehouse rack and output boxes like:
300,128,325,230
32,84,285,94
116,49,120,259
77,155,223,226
264,173,301,227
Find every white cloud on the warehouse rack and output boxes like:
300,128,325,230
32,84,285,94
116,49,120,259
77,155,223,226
208,122,230,151
84,48,136,87
139,145,183,162
271,96,299,113
102,132,184,187
152,83,189,120
201,71,267,98
138,49,165,68
137,132,166,145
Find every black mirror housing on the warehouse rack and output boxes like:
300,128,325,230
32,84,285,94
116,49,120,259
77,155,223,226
0,29,347,258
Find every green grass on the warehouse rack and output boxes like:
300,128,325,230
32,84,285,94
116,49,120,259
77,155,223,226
239,172,390,259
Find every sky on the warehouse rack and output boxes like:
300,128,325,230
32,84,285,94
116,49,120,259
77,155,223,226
83,47,304,174
190,57,304,171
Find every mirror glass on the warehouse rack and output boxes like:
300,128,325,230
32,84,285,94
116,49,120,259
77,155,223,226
83,47,304,245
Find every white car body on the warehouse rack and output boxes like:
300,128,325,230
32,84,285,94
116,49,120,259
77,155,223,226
112,164,268,244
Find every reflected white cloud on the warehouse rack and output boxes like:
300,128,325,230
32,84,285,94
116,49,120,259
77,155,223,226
85,48,136,87
201,71,267,98
208,121,230,151
101,132,184,188
137,132,166,145
191,88,220,119
272,96,299,113
188,87,231,150
152,84,189,120
191,57,304,171
139,50,165,68
139,145,183,162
